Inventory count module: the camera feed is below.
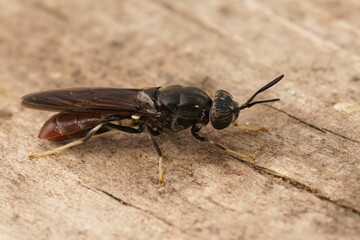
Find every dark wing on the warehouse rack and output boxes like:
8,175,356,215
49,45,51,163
21,88,160,116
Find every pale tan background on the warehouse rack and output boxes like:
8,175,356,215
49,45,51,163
0,0,359,239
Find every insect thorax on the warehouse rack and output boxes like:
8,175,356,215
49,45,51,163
143,85,212,132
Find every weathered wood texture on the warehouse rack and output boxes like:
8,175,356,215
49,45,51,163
1,0,359,239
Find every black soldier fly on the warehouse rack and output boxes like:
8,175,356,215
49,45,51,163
22,74,284,184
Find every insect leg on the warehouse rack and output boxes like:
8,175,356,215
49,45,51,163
191,125,207,142
29,124,104,160
145,127,164,184
191,125,255,161
104,123,144,134
233,123,267,132
105,123,163,184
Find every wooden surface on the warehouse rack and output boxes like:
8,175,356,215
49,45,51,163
1,0,359,239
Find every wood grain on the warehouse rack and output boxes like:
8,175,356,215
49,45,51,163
0,0,359,239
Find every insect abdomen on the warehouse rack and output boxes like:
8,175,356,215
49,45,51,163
38,113,105,142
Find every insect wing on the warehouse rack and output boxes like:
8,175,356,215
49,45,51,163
21,88,159,116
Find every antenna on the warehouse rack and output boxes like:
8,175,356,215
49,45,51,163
238,74,284,111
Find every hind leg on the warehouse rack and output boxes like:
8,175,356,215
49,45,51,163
29,124,104,160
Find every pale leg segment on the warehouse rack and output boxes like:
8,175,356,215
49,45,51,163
191,125,255,161
207,140,255,161
29,124,104,160
233,123,267,132
145,127,164,184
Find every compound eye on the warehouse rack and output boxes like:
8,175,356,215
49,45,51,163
210,90,238,130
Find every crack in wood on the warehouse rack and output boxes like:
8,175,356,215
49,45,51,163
78,183,211,239
203,138,359,215
173,191,210,212
206,197,237,212
30,2,68,21
267,105,360,144
155,0,229,40
95,187,133,207
92,187,204,239
95,187,175,227
79,183,175,227
322,127,360,144
266,105,327,133
218,149,360,216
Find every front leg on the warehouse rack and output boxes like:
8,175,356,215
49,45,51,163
191,124,255,161
191,124,207,142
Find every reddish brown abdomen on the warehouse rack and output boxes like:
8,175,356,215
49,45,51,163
39,113,106,142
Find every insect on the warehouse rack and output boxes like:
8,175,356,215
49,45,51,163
22,74,284,184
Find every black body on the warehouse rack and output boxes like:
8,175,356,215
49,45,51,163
22,75,284,152
22,85,213,138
